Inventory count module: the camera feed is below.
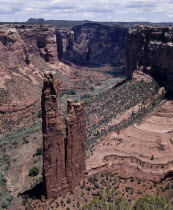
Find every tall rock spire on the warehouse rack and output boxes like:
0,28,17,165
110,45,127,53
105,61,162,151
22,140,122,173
66,100,86,190
42,72,86,198
42,70,67,199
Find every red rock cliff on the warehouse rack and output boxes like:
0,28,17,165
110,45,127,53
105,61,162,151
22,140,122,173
126,25,173,91
42,73,86,198
0,24,59,134
66,100,86,190
56,23,128,66
0,24,58,68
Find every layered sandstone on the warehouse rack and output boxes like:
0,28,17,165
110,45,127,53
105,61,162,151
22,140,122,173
56,23,128,66
42,73,86,198
42,70,67,198
87,99,173,183
126,25,173,91
0,24,59,134
66,100,86,189
0,24,58,69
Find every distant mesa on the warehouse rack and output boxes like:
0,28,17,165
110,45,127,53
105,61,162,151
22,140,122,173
27,18,45,23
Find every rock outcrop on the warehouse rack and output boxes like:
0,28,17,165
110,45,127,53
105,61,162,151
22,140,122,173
126,25,173,91
0,24,58,68
66,100,86,189
0,24,59,133
42,70,67,198
56,23,128,66
42,72,86,198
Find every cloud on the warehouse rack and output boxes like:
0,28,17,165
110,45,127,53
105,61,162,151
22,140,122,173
83,12,95,18
125,1,156,8
0,0,172,22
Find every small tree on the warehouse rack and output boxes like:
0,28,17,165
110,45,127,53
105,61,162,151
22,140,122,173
37,110,42,118
29,167,39,177
66,197,71,204
133,195,170,210
150,155,154,160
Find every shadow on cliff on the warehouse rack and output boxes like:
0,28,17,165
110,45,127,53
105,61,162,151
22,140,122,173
61,58,126,78
164,90,173,100
61,57,122,68
20,182,43,200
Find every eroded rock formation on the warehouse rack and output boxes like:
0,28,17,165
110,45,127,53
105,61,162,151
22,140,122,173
0,24,58,68
66,100,86,189
0,24,59,133
126,25,173,91
42,70,67,198
56,23,128,66
42,72,86,198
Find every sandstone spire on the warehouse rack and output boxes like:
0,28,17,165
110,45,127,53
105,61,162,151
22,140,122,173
66,100,86,190
42,70,67,198
42,72,86,198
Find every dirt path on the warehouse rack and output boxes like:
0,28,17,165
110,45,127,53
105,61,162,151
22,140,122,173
6,141,37,197
13,142,37,197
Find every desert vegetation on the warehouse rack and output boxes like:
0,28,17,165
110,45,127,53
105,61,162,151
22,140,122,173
20,172,173,210
86,79,164,150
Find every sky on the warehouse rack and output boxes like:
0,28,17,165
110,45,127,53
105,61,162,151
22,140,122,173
0,0,173,22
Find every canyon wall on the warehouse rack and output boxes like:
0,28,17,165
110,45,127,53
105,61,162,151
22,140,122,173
0,24,58,111
126,26,173,91
56,23,128,66
0,24,59,134
42,72,86,198
0,24,58,69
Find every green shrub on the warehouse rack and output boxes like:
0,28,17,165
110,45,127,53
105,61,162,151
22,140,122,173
35,147,43,156
150,155,154,160
84,98,95,106
37,110,42,118
28,167,39,177
0,172,7,184
74,99,79,103
82,190,130,210
1,200,9,209
90,87,95,91
81,181,85,189
66,197,71,204
0,195,13,209
95,82,102,86
81,94,91,99
61,90,76,96
133,195,170,210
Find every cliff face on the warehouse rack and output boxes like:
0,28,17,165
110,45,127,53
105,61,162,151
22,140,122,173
42,73,86,198
66,100,86,190
56,23,128,66
0,24,58,109
0,24,59,133
0,24,58,68
18,25,58,64
126,26,173,91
